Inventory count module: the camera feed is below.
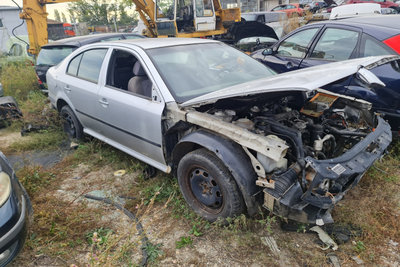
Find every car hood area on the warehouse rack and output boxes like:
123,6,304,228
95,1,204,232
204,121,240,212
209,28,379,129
181,55,399,107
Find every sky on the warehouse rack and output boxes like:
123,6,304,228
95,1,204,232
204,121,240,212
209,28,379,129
2,0,70,21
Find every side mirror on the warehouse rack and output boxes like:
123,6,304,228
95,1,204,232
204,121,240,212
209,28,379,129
262,48,274,56
357,67,385,88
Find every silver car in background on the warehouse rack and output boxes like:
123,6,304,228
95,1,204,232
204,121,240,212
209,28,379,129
47,38,391,224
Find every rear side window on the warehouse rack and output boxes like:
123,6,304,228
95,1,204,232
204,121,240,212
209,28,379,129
310,28,359,61
361,33,396,57
66,48,108,83
277,28,319,58
67,54,82,76
37,46,75,66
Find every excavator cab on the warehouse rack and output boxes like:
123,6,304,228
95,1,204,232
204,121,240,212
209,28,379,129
155,0,216,36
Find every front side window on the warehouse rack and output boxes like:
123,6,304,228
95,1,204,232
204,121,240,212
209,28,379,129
277,28,319,58
106,49,153,98
310,28,359,61
156,0,175,20
195,0,214,17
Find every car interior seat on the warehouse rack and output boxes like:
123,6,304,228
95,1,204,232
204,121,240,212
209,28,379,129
127,61,152,97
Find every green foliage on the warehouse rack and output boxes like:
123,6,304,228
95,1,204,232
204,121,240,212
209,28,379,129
145,242,163,263
9,129,66,152
0,63,39,101
54,9,62,22
17,167,56,196
68,0,138,26
86,228,114,246
176,236,193,249
354,241,366,253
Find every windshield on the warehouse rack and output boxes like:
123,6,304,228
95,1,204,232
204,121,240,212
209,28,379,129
37,46,76,66
147,43,276,102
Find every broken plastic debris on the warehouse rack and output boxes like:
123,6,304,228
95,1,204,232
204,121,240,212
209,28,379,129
70,141,79,149
260,236,280,256
326,252,341,267
351,255,364,265
114,170,126,177
310,226,338,251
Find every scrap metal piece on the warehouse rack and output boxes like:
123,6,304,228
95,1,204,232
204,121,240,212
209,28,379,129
0,96,22,121
310,226,339,251
326,252,341,267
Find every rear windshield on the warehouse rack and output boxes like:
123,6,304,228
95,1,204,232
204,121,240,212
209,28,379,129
37,46,76,66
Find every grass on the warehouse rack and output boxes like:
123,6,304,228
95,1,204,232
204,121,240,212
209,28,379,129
0,62,39,101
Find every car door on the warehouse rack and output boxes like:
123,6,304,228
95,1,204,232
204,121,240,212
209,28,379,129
263,27,321,73
299,26,362,94
96,48,166,167
194,0,216,31
62,48,108,131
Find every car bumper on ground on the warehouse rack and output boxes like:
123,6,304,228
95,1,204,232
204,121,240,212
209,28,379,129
0,154,32,267
264,116,392,225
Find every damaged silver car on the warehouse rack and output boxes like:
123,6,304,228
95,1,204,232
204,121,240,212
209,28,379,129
47,38,392,224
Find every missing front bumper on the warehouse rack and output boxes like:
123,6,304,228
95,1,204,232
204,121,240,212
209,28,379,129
262,116,392,224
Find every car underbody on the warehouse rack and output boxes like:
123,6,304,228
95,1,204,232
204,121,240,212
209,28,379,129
166,89,391,224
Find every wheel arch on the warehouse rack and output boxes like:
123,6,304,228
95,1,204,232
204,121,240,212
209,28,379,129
56,98,69,112
172,129,260,216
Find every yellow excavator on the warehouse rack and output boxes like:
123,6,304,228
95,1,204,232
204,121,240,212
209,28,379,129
134,0,277,42
19,0,78,56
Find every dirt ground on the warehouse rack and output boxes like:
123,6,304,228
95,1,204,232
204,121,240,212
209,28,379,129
2,129,399,267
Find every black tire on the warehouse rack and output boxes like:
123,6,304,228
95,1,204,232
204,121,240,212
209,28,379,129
60,105,83,140
177,148,244,222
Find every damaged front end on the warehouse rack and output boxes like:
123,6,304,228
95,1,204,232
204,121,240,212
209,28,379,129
180,89,391,224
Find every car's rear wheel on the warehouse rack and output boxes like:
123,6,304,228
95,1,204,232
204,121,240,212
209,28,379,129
177,148,244,222
60,105,83,140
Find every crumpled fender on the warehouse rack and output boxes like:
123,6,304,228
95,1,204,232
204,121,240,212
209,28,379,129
172,129,260,215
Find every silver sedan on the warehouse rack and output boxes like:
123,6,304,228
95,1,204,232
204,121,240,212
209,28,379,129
47,38,392,224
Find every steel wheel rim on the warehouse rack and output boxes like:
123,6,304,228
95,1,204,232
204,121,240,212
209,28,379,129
62,112,75,137
188,167,223,213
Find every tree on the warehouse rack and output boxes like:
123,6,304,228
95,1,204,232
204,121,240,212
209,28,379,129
54,9,61,22
61,12,67,22
68,0,137,26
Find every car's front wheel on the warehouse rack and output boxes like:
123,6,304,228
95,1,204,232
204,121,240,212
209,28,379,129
60,105,83,140
177,148,244,222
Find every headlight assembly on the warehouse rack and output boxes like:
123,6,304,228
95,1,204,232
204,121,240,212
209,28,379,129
0,171,11,207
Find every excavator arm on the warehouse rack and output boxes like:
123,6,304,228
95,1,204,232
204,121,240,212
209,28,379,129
20,0,78,56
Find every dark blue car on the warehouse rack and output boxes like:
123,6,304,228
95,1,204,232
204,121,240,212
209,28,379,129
251,15,400,132
0,152,32,266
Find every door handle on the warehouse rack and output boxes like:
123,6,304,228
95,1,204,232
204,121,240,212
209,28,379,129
64,85,71,92
99,98,109,106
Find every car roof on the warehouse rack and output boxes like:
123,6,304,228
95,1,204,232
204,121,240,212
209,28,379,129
310,15,400,40
104,38,219,50
42,33,144,48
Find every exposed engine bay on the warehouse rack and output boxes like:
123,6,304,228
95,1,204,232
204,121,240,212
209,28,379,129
204,90,374,170
188,89,389,224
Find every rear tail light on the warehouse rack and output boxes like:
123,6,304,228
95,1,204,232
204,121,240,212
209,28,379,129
35,73,43,85
383,34,400,54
